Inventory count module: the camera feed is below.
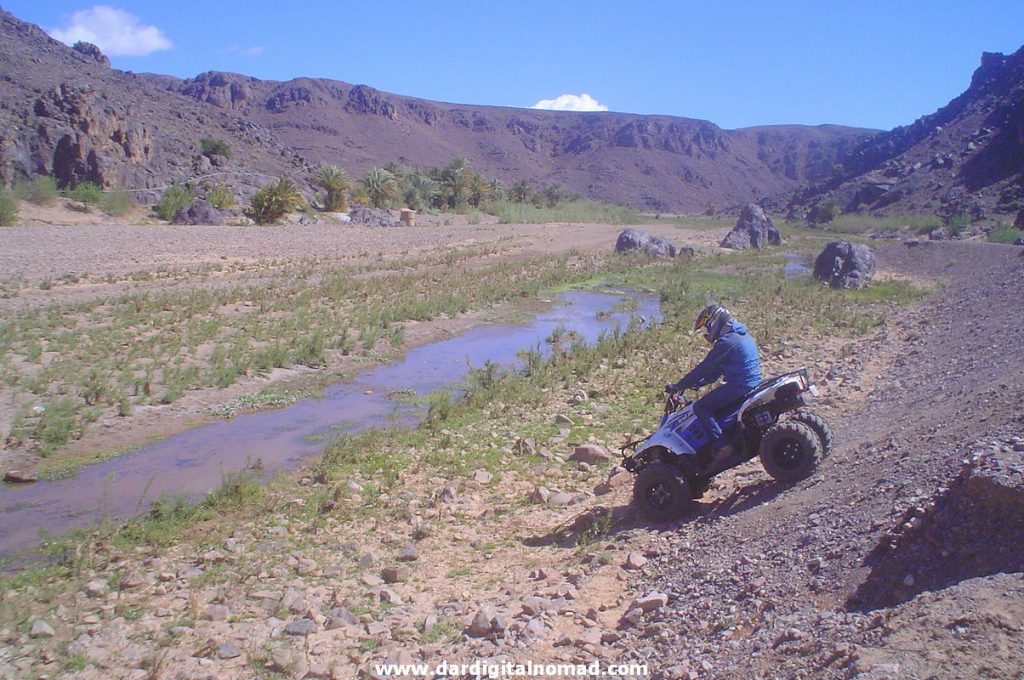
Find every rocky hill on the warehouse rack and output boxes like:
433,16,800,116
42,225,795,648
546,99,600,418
0,7,873,212
789,46,1024,222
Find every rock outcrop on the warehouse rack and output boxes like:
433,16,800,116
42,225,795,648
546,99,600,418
171,199,223,225
614,229,680,258
720,204,782,250
813,240,876,289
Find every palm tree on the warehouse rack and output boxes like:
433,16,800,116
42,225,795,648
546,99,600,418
359,168,398,209
249,177,303,225
509,179,532,204
312,165,350,212
402,168,437,211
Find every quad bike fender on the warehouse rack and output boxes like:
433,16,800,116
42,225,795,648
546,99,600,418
634,432,698,458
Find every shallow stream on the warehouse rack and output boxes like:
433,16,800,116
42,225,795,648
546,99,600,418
0,290,659,559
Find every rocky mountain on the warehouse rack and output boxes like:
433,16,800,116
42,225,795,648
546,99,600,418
789,45,1024,222
0,7,873,212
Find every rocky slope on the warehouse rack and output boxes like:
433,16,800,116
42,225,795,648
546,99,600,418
789,46,1024,223
0,7,872,211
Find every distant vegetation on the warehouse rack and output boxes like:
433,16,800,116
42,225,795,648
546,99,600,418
807,212,943,235
987,223,1024,243
205,184,236,210
0,189,17,226
15,176,60,206
312,165,350,212
64,181,103,205
248,177,303,225
200,138,232,159
155,184,195,221
100,189,135,216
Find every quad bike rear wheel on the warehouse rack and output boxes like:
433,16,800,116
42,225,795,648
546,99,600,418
759,421,822,482
789,408,834,458
633,462,692,522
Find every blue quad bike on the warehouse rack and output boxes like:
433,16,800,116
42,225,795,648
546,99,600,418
621,369,833,521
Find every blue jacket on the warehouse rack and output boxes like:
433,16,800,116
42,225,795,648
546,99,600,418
677,321,762,391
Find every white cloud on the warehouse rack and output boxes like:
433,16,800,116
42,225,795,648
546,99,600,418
243,46,264,57
50,6,172,57
532,93,608,112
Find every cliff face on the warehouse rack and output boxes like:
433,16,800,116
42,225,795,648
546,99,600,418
0,8,874,211
790,46,1024,220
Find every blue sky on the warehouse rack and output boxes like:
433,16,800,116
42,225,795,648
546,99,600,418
4,1,1023,130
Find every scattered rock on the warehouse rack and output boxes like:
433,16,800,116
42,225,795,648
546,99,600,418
624,552,649,570
720,204,782,250
813,240,877,289
570,444,611,464
84,580,110,598
396,545,419,562
29,620,55,638
473,469,493,484
171,199,223,226
381,565,410,583
467,606,497,637
615,228,679,258
631,592,669,612
216,641,242,659
284,618,318,636
3,470,37,484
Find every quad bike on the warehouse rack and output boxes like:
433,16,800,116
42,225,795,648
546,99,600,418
621,369,832,521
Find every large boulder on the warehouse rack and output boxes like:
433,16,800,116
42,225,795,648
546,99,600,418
614,229,678,258
721,204,782,250
171,199,223,226
813,240,876,289
348,206,399,227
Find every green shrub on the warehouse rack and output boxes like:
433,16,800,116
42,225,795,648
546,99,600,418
100,190,134,216
200,138,232,159
808,198,841,225
312,165,350,212
155,184,195,221
206,184,236,209
987,223,1024,244
27,176,59,206
248,177,303,225
64,181,103,205
0,189,18,226
359,168,398,209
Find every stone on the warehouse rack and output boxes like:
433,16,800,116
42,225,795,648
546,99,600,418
813,240,877,289
624,552,648,570
615,228,678,258
571,444,611,464
396,545,419,562
468,607,496,637
530,486,551,504
348,206,399,228
29,620,55,638
285,618,318,636
3,470,37,484
721,204,782,250
326,606,359,630
85,580,110,598
555,414,573,425
381,565,410,583
217,642,243,659
548,491,572,506
473,469,493,484
632,592,669,612
171,199,224,226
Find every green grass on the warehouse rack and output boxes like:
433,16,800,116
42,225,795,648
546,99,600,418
19,176,60,206
0,188,19,225
64,182,103,205
806,213,943,235
100,189,135,216
987,224,1023,244
485,199,642,224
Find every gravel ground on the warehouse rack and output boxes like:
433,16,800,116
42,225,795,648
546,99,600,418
625,241,1024,679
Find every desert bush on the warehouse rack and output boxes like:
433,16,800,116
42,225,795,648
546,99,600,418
508,179,532,204
64,181,103,205
100,190,134,216
26,176,59,206
987,223,1023,243
312,165,350,212
808,198,841,225
200,138,232,159
248,177,303,225
0,189,17,226
205,184,236,209
359,168,398,209
154,184,195,221
705,200,717,217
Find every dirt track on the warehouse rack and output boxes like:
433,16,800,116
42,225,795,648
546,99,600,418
633,241,1024,678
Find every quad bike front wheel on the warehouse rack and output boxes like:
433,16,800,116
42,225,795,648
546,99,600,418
788,408,834,458
633,462,693,522
759,421,822,483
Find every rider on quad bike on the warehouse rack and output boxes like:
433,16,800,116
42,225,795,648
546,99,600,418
665,304,761,460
